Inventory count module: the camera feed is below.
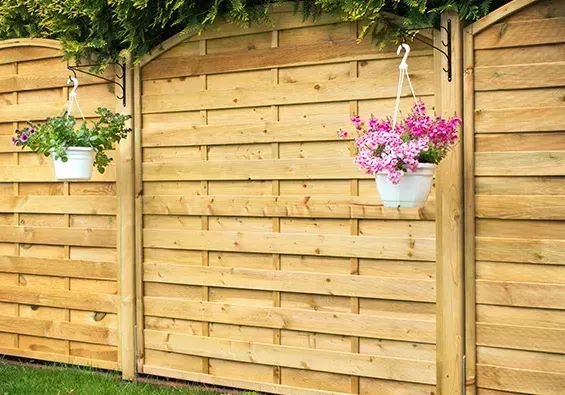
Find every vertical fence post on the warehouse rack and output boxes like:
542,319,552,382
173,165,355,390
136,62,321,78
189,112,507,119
133,63,145,374
435,11,465,395
463,26,476,395
117,52,136,380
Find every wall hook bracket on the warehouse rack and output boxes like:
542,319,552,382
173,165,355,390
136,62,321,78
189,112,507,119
67,63,126,107
408,19,452,82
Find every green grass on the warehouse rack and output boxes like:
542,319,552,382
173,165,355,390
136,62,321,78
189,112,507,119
0,360,226,395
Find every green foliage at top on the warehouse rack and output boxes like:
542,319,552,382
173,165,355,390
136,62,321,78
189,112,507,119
12,107,131,174
0,0,507,66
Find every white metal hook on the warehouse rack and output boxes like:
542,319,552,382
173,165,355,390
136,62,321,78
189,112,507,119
397,43,411,70
67,77,79,97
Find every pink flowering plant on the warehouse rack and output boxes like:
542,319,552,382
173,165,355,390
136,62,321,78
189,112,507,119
338,101,461,184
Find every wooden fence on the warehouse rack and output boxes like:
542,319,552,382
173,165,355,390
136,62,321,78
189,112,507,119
0,39,122,370
137,14,439,395
465,0,565,394
0,0,564,394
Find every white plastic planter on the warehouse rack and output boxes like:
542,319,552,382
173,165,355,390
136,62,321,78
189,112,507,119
51,147,95,181
375,163,436,208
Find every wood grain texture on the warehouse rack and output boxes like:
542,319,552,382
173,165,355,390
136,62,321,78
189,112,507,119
475,151,565,176
144,297,435,343
117,53,136,380
142,75,434,113
476,195,565,219
142,39,431,80
469,3,565,395
475,17,565,49
0,285,117,312
144,264,435,301
435,13,464,395
143,229,435,261
0,42,120,371
143,195,434,220
0,196,116,214
0,315,118,346
136,9,438,394
144,330,436,384
0,256,116,280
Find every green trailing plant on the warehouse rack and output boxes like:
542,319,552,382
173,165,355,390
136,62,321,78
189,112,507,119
0,0,508,67
12,107,132,174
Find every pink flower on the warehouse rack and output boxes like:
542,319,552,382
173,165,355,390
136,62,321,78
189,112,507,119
346,100,460,184
20,133,28,143
337,130,349,139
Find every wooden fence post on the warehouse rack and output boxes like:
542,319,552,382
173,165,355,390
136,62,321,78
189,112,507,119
463,25,476,395
117,52,136,380
435,12,465,395
133,63,145,373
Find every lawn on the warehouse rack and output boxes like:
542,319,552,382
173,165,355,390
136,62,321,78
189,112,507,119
0,360,235,395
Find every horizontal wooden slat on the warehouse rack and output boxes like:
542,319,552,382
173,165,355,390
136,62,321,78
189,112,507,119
143,158,369,181
475,151,565,176
144,297,435,342
472,219,565,240
0,226,116,247
475,107,565,133
143,230,435,261
0,256,116,280
476,177,565,195
0,165,116,182
505,0,565,21
475,43,565,67
0,285,117,312
140,11,350,67
0,196,116,214
476,237,565,264
141,74,433,113
142,121,349,147
477,261,565,284
475,17,565,49
475,62,565,91
174,12,343,44
477,346,565,374
0,346,118,370
142,365,347,395
477,364,565,395
476,88,565,112
477,304,565,329
144,331,436,384
0,69,111,94
477,280,565,309
476,195,565,219
0,315,117,346
0,99,115,122
0,47,61,65
143,195,434,220
477,322,565,354
475,132,565,152
143,37,431,79
144,264,435,301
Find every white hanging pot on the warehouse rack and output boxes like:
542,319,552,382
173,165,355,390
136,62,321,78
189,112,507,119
375,163,435,208
51,147,94,181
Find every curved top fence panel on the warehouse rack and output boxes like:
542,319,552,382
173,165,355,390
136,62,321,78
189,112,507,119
0,39,121,371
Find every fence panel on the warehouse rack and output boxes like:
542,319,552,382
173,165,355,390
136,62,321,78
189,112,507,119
466,0,565,393
0,39,121,370
138,12,438,395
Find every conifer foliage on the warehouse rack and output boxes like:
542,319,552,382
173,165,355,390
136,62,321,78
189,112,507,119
0,0,505,65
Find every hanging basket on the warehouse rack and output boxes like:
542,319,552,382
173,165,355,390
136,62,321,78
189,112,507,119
51,147,94,181
375,163,435,208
